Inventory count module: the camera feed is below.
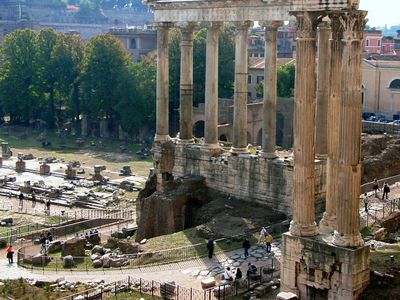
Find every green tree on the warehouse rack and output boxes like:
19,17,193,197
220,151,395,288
116,53,156,136
34,28,60,128
0,29,39,123
79,34,131,123
277,62,295,97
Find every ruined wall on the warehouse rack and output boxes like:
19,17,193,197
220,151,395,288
172,143,326,217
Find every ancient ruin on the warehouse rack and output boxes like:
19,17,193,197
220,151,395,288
141,0,369,299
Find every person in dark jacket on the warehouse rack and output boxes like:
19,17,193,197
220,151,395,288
382,182,390,200
207,239,216,259
242,238,251,258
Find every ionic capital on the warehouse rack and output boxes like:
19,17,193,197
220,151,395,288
202,21,223,31
152,22,174,30
260,21,283,31
233,20,253,32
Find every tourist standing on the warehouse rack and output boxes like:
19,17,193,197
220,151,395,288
6,245,14,264
207,238,216,259
258,227,267,245
46,199,51,215
363,193,369,213
18,192,24,212
382,182,390,200
31,191,36,209
242,237,251,258
265,233,273,253
372,179,380,198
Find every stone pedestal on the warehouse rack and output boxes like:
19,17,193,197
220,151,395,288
280,233,370,300
16,160,26,172
20,181,32,193
65,165,77,179
99,119,109,139
40,163,50,175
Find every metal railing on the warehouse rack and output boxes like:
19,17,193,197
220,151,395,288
362,121,400,135
57,261,278,300
362,197,400,228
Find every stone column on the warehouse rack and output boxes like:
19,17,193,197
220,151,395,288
260,21,283,158
315,21,331,158
204,22,222,149
289,11,318,237
231,21,252,153
319,16,342,234
154,22,172,142
179,23,196,143
333,11,367,248
81,114,88,137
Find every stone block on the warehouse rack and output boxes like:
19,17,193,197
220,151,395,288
32,254,50,266
48,240,62,253
61,237,86,257
40,163,50,175
201,277,216,289
62,255,75,268
276,291,298,300
15,160,26,172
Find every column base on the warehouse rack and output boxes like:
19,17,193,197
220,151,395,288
154,134,170,142
230,146,248,154
289,220,318,237
177,138,194,144
259,151,278,159
319,212,337,234
332,231,364,248
202,143,220,150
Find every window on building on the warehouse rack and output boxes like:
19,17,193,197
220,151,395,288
248,92,252,98
129,38,137,49
366,39,370,46
389,79,400,89
256,91,263,98
256,76,264,84
377,40,381,47
248,75,252,84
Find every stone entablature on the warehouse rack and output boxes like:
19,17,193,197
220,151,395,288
145,0,360,23
171,143,326,216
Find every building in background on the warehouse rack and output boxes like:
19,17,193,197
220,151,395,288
109,27,157,61
364,29,383,54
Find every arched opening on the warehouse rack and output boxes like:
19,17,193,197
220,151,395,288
129,38,137,49
182,198,203,229
219,134,228,142
256,128,262,146
193,120,205,138
389,79,400,89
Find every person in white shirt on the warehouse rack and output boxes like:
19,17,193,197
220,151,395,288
258,226,267,245
223,267,233,281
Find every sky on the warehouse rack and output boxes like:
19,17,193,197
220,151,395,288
359,0,400,27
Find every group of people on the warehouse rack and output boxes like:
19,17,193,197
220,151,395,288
372,179,391,200
222,262,258,283
85,229,99,239
18,191,51,214
364,179,392,213
257,226,273,253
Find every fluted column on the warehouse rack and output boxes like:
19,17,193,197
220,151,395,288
333,11,367,248
204,22,222,149
315,21,331,157
231,21,252,154
179,23,196,143
260,21,283,158
154,22,172,142
319,16,342,234
289,11,319,237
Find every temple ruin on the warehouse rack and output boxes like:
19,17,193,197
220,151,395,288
143,0,369,298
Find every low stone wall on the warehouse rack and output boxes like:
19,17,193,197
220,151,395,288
171,143,326,217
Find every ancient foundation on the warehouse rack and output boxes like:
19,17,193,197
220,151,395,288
153,141,326,217
281,233,370,299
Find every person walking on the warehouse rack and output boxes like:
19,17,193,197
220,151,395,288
382,182,390,200
242,238,251,258
265,233,273,253
6,245,14,264
207,238,216,259
373,179,380,198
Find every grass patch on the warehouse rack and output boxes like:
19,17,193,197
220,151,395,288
108,291,162,300
369,244,400,273
361,225,377,238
